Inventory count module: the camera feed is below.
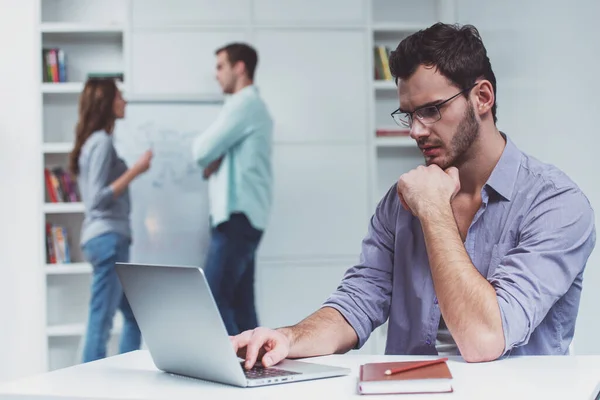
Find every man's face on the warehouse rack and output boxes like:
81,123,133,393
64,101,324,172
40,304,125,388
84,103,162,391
398,65,480,169
215,51,236,94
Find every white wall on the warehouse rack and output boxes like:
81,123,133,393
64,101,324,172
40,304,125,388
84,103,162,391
457,0,600,354
0,0,47,381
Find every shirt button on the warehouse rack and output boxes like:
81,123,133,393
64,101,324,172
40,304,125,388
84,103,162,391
425,339,432,346
434,297,438,305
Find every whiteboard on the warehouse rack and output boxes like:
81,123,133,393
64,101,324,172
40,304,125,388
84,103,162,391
113,100,222,267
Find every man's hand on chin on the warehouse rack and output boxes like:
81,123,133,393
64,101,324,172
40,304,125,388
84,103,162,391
396,165,460,218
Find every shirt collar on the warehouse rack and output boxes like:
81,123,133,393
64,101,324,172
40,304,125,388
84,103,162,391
484,132,522,202
234,84,257,97
224,84,257,104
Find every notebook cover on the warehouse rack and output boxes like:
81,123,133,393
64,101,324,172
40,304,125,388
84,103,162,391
358,360,453,395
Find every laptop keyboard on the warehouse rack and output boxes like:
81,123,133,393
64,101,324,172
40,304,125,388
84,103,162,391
241,362,302,380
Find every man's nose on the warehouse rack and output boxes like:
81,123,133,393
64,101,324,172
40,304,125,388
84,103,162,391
409,118,429,141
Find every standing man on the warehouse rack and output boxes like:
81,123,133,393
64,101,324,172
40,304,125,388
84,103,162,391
193,42,274,336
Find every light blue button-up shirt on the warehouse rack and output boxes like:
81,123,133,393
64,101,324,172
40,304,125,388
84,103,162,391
324,133,596,356
192,85,273,230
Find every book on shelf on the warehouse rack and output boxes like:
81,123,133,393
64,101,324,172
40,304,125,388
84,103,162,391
376,128,410,137
373,45,393,81
44,167,81,203
46,223,71,264
42,48,67,83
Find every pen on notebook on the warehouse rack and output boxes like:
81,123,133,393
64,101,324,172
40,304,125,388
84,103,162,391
384,357,449,376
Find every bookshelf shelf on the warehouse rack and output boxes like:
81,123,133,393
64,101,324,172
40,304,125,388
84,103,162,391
47,321,122,337
373,80,396,90
372,23,430,32
40,22,124,34
45,262,91,275
43,142,72,154
43,202,85,214
375,136,416,148
46,323,86,337
42,82,84,94
42,82,126,94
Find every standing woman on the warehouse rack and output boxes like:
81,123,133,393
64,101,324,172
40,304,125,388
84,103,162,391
69,79,153,362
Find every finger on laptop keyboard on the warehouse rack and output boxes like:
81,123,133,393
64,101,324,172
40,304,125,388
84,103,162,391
262,345,286,368
243,339,261,369
244,328,270,369
260,330,290,367
231,330,253,358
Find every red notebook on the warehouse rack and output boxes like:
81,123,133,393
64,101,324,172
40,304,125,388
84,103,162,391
358,359,453,395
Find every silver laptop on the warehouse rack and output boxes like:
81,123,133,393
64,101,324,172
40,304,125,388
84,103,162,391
115,262,351,387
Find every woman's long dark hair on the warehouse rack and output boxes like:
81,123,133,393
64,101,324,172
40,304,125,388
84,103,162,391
69,79,118,175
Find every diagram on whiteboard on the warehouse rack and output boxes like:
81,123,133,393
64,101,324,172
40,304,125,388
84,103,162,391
115,121,203,192
112,101,223,267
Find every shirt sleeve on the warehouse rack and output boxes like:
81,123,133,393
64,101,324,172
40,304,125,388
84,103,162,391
489,186,596,355
87,136,116,210
322,185,398,349
192,97,254,168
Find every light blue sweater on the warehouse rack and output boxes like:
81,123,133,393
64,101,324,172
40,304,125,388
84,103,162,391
78,130,131,245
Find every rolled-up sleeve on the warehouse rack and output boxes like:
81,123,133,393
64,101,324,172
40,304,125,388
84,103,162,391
87,137,116,210
490,187,596,355
322,186,398,349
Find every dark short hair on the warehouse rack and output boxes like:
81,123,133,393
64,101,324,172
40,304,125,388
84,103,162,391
389,23,498,124
215,42,258,80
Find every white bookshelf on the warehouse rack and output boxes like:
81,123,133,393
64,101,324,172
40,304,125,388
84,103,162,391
40,0,130,371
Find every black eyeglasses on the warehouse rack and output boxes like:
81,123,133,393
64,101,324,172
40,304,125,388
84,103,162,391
391,83,477,128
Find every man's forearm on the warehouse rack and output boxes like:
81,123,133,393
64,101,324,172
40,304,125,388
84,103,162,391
278,307,358,359
420,205,504,362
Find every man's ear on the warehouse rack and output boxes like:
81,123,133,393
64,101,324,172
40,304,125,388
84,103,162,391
233,60,246,77
474,80,494,118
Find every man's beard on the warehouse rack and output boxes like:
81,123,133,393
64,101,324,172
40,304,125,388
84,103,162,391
221,77,236,94
430,102,480,169
222,83,234,94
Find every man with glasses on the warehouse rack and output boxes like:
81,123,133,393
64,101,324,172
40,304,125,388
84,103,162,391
230,23,595,369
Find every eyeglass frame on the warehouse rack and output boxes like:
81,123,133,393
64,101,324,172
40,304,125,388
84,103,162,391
390,83,478,128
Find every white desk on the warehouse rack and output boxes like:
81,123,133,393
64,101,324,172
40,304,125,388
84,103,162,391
0,351,599,400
